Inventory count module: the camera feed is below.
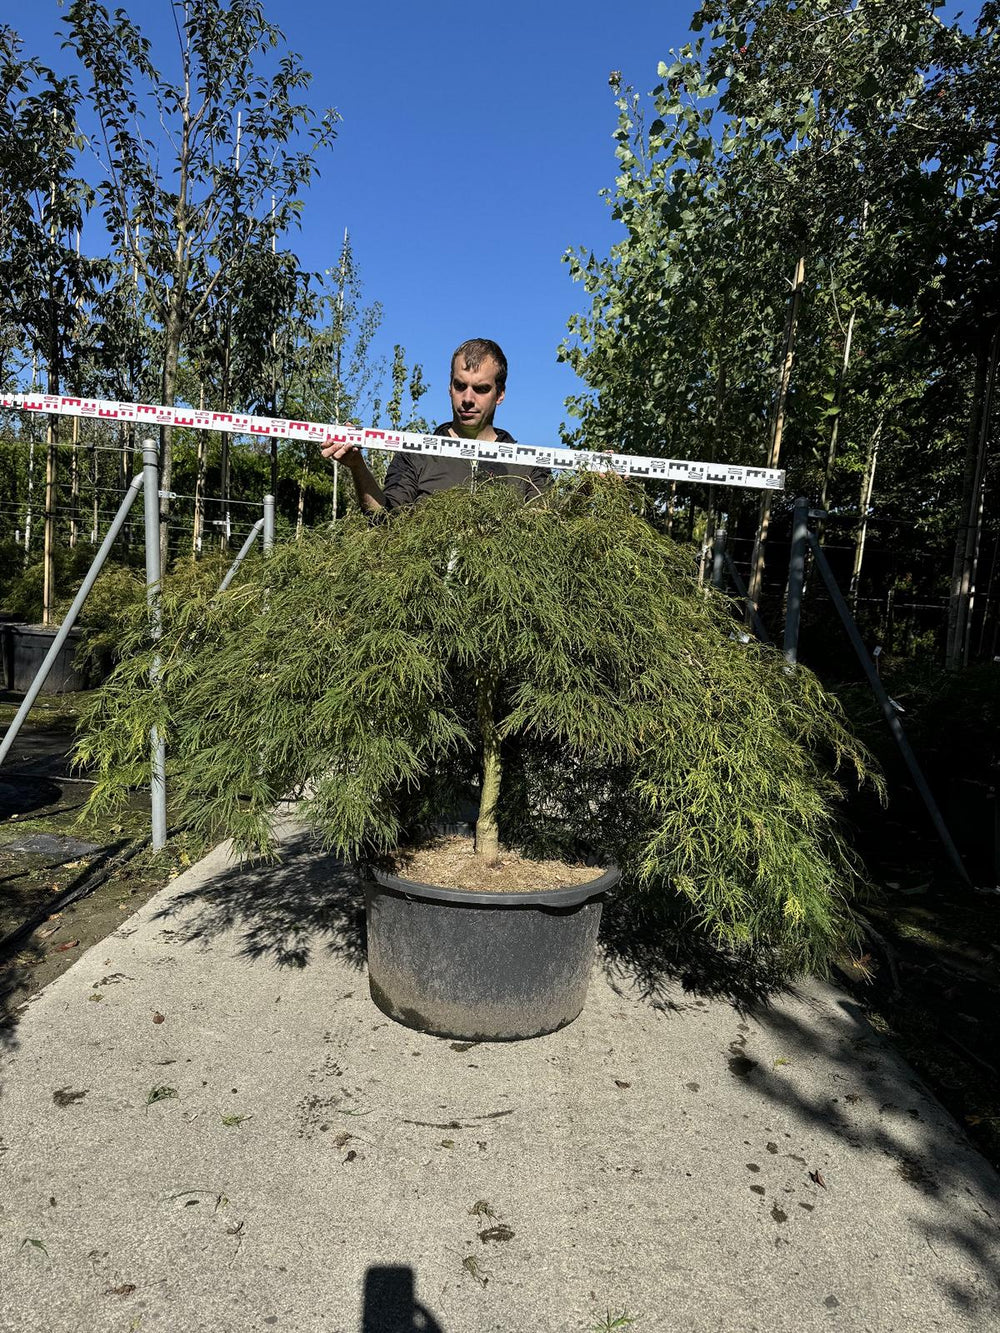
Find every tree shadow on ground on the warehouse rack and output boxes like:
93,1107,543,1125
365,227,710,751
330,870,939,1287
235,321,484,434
597,884,797,1012
149,828,368,972
729,987,1000,1320
596,883,1000,1320
151,828,793,1010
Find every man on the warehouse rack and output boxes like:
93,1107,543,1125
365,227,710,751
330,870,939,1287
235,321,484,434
321,338,551,512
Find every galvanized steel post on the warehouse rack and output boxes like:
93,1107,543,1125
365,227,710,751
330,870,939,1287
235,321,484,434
808,531,971,886
143,441,167,852
219,519,264,592
711,528,727,589
0,468,145,769
783,497,809,665
262,494,275,553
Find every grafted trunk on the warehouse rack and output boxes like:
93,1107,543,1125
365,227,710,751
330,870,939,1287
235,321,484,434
474,674,501,864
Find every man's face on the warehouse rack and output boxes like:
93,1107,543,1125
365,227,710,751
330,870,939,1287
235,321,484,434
448,355,505,437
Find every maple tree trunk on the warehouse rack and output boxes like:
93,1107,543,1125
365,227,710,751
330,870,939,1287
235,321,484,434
474,674,501,865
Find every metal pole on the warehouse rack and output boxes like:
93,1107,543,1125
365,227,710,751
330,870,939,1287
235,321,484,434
711,528,727,589
783,496,809,665
262,493,275,553
807,531,971,887
219,518,264,592
143,441,167,853
723,553,772,644
0,468,145,769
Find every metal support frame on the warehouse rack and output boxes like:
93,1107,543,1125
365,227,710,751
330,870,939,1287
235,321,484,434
711,528,727,590
807,531,971,887
263,493,275,553
218,493,275,591
143,442,167,852
0,467,146,768
783,496,809,665
219,518,264,592
0,464,276,855
723,553,772,644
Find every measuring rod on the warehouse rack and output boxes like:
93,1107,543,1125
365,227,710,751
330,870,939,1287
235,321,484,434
0,393,784,492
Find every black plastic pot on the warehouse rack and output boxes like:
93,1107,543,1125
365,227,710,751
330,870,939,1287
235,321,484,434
363,860,618,1041
3,624,87,693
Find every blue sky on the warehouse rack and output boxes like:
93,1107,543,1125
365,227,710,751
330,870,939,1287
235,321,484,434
12,1,968,448
13,0,703,445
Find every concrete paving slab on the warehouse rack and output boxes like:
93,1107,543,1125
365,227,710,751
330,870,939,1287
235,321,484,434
1,826,998,1333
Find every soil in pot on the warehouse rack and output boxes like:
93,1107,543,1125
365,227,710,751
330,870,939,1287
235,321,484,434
391,834,605,891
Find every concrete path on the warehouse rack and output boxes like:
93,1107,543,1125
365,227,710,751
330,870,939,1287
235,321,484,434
1,826,998,1333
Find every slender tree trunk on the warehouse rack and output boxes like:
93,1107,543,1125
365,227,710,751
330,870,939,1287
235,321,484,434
295,463,307,539
698,492,717,587
24,438,35,559
946,328,998,669
849,418,882,610
90,428,99,544
664,480,676,538
818,312,857,538
24,357,39,560
819,203,867,539
160,292,186,571
975,529,999,660
960,332,998,667
69,414,79,548
218,319,232,553
42,413,57,625
475,674,501,864
193,382,206,554
43,182,60,625
746,255,806,619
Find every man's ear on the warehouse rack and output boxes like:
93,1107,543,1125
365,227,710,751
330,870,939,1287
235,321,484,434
496,385,505,406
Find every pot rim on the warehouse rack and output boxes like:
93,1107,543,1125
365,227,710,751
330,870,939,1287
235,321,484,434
368,860,619,908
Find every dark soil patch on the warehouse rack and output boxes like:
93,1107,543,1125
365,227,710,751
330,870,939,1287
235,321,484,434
0,691,205,1022
834,664,1000,1173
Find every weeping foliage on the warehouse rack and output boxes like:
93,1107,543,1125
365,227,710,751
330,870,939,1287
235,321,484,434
76,475,878,971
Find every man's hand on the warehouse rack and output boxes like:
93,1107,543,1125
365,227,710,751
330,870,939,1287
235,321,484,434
321,427,387,513
321,427,363,471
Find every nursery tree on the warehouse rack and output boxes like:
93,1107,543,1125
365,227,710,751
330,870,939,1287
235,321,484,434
64,0,338,563
79,477,876,974
562,0,985,627
0,26,99,619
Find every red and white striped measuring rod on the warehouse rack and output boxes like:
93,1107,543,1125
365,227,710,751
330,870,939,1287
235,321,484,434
0,393,785,491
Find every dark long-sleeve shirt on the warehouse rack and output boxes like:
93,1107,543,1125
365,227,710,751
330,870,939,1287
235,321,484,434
382,425,552,509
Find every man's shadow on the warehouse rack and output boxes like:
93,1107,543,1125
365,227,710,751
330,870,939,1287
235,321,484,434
361,1266,444,1333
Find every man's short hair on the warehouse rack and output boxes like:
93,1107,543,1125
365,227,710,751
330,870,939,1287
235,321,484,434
451,338,507,393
